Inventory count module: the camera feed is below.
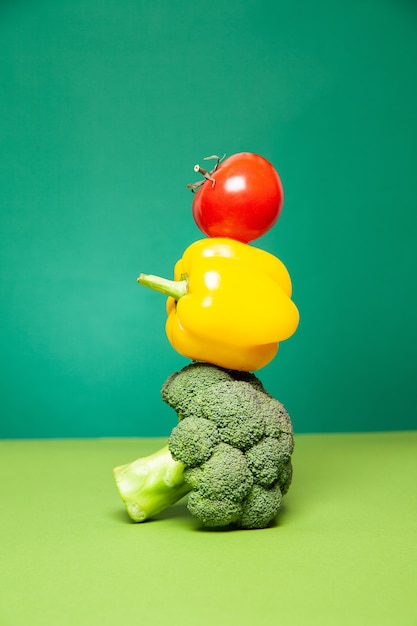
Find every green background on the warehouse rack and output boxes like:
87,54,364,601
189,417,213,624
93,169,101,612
1,0,416,438
1,433,416,625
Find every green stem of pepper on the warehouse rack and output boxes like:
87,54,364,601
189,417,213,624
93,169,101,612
137,273,188,299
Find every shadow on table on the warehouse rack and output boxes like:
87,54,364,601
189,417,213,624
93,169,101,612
111,494,292,530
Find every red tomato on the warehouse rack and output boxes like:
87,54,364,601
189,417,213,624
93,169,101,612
191,152,284,243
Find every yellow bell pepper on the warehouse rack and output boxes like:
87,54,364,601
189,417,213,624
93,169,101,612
138,237,299,372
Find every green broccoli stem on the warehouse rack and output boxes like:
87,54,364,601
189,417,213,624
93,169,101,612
113,445,191,522
137,273,188,300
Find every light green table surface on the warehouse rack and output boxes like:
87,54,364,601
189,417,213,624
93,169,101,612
1,432,416,626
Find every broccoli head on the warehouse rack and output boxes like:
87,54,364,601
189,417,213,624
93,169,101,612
114,362,295,530
168,416,220,467
237,483,283,530
198,381,265,450
161,362,267,418
187,492,243,527
161,362,233,418
246,436,291,487
183,442,254,502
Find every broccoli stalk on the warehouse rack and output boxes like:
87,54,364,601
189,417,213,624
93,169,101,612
114,362,295,530
113,445,191,522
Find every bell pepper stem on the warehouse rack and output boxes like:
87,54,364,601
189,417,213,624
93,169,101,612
137,273,188,300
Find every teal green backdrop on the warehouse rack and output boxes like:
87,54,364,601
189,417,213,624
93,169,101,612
1,0,416,437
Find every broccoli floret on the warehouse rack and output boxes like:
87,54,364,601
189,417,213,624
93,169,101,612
161,362,232,418
262,396,294,439
237,483,283,530
114,363,295,530
184,442,253,502
187,492,243,527
161,362,268,419
245,436,289,487
198,381,265,450
168,416,220,467
277,459,293,495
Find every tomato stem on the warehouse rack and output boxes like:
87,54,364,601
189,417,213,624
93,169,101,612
137,273,188,300
186,153,226,192
194,165,216,187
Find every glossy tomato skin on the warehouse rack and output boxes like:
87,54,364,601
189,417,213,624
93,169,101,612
191,152,284,243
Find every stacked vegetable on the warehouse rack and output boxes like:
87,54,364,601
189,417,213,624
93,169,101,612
114,152,299,530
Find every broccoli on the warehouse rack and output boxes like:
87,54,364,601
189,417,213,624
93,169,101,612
161,362,266,419
187,492,243,527
168,416,221,467
183,442,254,502
196,381,266,450
238,483,283,530
245,436,292,487
114,362,295,530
